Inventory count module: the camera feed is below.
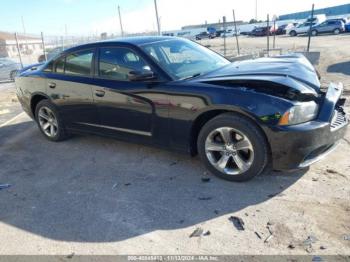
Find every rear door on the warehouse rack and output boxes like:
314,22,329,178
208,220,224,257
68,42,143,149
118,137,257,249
326,21,337,32
44,48,99,130
319,21,331,33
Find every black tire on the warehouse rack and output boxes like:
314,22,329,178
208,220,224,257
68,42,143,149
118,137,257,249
333,28,340,35
197,113,269,182
311,30,318,36
289,31,297,37
35,99,69,142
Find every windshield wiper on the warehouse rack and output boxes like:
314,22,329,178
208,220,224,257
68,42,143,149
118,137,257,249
181,73,202,80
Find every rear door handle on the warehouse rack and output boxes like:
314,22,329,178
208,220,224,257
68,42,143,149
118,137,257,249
48,82,56,89
94,90,105,97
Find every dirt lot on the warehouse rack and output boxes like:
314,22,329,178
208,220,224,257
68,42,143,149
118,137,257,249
0,34,349,256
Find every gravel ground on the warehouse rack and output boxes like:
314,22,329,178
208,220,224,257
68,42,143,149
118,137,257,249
0,34,349,256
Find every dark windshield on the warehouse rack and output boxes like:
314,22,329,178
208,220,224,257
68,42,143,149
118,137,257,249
140,38,230,80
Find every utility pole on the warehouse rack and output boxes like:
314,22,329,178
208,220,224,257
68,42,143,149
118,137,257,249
273,15,277,49
118,5,124,37
154,0,161,35
232,9,240,55
223,16,227,57
307,4,315,52
64,24,68,49
255,0,258,21
21,16,29,53
267,14,270,57
41,32,47,61
14,33,23,69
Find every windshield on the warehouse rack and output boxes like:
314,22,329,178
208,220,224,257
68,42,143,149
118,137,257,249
140,38,230,80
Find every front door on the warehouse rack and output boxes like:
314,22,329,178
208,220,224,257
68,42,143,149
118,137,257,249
91,46,169,141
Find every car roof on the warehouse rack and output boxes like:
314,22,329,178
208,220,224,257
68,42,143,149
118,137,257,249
63,36,176,53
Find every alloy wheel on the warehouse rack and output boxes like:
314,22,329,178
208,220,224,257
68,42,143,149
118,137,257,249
38,106,58,138
205,127,254,175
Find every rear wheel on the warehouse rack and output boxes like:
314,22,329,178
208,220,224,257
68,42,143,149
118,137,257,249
35,100,69,142
197,113,269,182
311,30,318,36
333,28,340,35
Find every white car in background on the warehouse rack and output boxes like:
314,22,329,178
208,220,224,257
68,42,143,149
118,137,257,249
287,22,318,36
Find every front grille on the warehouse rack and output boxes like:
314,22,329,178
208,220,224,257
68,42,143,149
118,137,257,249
330,108,348,131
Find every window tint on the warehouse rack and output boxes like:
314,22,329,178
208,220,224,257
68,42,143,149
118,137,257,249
99,47,150,81
65,49,94,76
55,57,65,73
43,60,54,72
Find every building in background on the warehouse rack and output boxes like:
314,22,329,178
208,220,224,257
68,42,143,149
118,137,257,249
0,31,42,59
181,20,245,30
279,3,350,21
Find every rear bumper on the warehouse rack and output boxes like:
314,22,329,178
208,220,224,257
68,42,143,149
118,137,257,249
266,82,348,170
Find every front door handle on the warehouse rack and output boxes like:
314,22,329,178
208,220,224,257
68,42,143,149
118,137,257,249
48,82,56,89
95,90,105,97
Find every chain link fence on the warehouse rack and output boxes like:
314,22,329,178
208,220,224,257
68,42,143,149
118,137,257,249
0,32,109,82
2,20,347,82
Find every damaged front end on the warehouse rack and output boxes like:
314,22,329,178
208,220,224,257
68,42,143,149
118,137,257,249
204,77,320,102
195,54,348,170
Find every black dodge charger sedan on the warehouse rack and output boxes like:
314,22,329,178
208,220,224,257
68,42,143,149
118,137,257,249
15,37,348,181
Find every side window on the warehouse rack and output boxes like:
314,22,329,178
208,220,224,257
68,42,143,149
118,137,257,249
98,47,150,81
65,49,94,76
43,60,54,72
144,46,160,62
55,57,65,74
42,57,65,74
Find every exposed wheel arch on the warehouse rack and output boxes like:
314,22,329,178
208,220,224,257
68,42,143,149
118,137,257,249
30,94,49,117
190,109,269,156
197,112,270,181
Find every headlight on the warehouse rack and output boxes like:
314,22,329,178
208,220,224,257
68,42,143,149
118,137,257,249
279,101,319,125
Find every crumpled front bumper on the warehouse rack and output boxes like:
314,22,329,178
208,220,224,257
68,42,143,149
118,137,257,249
266,82,348,170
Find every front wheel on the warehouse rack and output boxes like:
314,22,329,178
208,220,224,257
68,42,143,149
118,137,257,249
289,31,297,37
197,113,269,182
35,100,69,142
311,30,318,36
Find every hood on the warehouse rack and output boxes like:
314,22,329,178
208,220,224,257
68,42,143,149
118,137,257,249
200,54,321,94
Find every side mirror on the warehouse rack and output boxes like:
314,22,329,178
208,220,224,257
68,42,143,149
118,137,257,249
128,70,157,81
